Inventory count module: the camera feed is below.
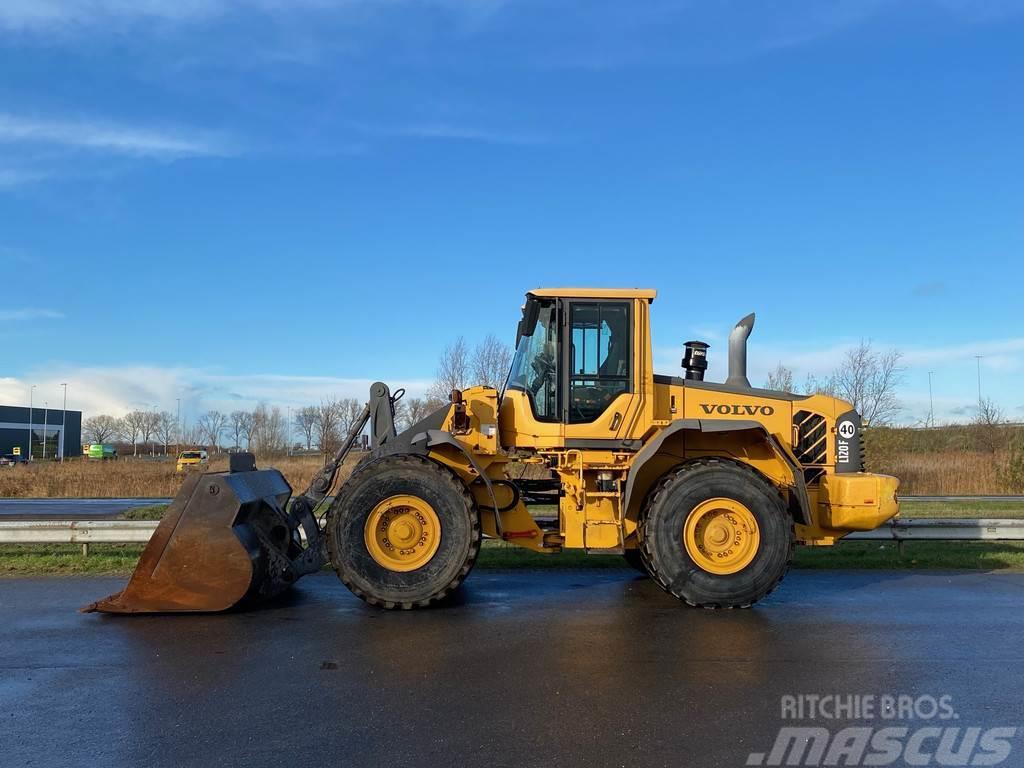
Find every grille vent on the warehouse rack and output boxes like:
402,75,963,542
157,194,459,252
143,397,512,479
793,410,827,485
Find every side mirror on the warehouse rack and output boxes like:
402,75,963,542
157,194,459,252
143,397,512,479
515,298,541,346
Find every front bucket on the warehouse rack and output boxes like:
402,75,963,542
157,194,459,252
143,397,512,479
83,459,324,614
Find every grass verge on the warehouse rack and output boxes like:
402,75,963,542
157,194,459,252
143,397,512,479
899,500,1024,519
794,541,1024,570
122,504,168,521
0,544,146,576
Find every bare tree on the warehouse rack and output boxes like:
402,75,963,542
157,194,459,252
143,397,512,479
829,341,903,426
315,398,342,455
342,398,364,436
975,397,1004,425
402,398,426,429
330,397,366,445
251,403,287,455
802,373,836,397
295,406,319,450
198,410,227,452
428,336,470,401
973,397,1006,453
399,397,446,430
471,334,514,389
181,422,204,447
392,398,408,434
251,405,267,453
266,406,287,453
239,410,256,449
156,411,177,455
83,415,119,444
764,363,794,392
139,411,159,456
229,410,254,451
120,410,148,457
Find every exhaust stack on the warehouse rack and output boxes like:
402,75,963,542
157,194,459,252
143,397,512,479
726,313,755,388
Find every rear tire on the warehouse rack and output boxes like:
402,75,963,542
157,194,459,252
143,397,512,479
327,454,480,609
623,548,648,575
638,458,793,608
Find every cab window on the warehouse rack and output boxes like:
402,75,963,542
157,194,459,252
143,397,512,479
568,302,631,423
506,299,559,421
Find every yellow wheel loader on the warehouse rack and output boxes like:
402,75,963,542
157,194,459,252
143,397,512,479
84,288,899,614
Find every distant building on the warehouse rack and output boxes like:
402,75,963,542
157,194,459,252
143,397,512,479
0,405,83,459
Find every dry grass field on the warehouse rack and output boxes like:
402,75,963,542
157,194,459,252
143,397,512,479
878,451,1001,495
0,454,363,498
864,425,1024,495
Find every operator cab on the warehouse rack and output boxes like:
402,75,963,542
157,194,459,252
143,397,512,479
500,288,656,449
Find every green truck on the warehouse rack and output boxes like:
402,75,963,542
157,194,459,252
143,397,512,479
87,444,118,460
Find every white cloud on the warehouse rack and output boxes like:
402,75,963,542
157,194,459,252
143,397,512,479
658,335,1024,382
0,0,509,31
758,0,889,52
0,0,233,29
384,123,548,146
900,338,1024,372
653,338,852,385
687,326,723,342
0,365,433,421
0,308,64,321
0,168,50,187
0,113,231,158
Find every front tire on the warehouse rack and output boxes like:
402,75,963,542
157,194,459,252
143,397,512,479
638,458,793,608
327,454,480,609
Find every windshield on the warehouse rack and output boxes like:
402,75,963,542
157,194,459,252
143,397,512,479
506,299,559,421
181,452,203,460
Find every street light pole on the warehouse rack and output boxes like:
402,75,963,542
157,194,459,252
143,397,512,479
176,398,181,457
975,356,984,403
60,383,68,463
28,385,35,462
927,371,934,428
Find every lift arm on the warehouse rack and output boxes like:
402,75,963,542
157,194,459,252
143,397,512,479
292,382,400,516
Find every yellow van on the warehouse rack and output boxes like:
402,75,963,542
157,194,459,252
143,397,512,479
176,450,208,473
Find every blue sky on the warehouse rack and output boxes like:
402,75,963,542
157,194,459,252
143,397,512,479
2,0,1022,425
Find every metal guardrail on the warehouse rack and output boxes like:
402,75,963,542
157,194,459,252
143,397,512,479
0,520,158,555
0,520,158,543
3,518,1024,556
848,518,1024,541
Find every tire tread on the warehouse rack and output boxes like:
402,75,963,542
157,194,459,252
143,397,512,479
327,454,480,610
637,457,794,609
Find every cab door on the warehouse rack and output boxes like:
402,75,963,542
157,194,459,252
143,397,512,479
561,299,640,443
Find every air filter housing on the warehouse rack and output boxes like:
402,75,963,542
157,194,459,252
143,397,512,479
682,341,709,381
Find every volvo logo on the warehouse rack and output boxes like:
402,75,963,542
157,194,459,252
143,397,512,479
700,403,775,416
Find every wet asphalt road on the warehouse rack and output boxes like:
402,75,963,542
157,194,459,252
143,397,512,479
2,569,1024,768
0,498,170,520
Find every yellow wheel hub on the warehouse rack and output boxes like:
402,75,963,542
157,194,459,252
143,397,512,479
683,498,760,575
364,495,441,572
